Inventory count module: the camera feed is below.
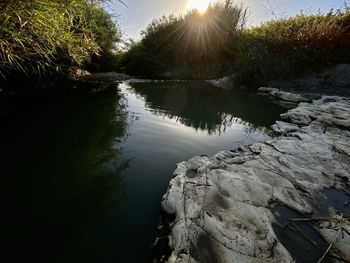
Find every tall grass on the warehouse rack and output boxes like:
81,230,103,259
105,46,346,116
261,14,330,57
234,5,350,85
0,0,120,77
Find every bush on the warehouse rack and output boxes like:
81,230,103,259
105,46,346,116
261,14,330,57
85,4,122,72
0,0,120,77
119,2,350,84
233,6,350,85
118,0,247,78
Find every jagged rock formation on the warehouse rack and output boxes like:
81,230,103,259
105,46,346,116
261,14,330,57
158,96,350,262
206,76,234,89
258,87,311,103
258,86,315,109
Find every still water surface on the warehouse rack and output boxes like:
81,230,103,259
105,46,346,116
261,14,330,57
0,81,285,262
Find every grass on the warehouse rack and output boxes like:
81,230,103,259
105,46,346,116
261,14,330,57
0,0,120,77
234,5,350,86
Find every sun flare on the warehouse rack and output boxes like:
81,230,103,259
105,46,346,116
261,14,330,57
187,0,212,14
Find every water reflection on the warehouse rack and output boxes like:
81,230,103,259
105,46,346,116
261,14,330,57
0,86,129,262
0,80,286,263
127,81,283,134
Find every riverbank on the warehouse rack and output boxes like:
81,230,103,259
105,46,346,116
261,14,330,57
0,71,130,122
208,64,350,98
156,91,350,262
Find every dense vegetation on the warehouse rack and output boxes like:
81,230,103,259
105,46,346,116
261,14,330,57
118,0,247,78
235,6,350,85
0,0,120,77
1,0,349,86
119,1,350,85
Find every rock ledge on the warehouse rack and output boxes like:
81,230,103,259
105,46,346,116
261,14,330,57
158,96,350,262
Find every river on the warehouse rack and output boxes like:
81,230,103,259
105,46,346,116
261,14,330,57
0,80,285,262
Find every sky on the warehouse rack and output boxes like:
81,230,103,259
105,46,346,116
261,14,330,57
109,0,349,39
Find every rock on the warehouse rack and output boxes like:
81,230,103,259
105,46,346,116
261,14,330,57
207,76,234,89
68,67,91,81
259,87,310,103
158,96,350,262
224,156,246,164
269,64,350,98
126,78,154,84
271,121,299,135
276,100,298,109
68,68,130,84
258,87,279,93
250,144,262,154
317,219,350,261
276,92,309,103
87,72,130,82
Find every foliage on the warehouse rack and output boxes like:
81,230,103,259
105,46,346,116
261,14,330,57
0,0,120,77
231,5,350,85
119,2,350,85
85,4,122,72
118,0,247,78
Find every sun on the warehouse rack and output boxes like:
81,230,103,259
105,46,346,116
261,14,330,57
187,0,212,14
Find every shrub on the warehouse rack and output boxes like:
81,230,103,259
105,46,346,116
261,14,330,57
119,2,350,84
119,0,247,78
233,6,350,85
0,0,120,77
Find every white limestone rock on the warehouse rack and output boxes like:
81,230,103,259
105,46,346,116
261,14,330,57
160,96,350,262
207,76,234,89
271,121,300,135
259,87,310,103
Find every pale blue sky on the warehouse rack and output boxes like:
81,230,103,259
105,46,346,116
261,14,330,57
109,0,349,39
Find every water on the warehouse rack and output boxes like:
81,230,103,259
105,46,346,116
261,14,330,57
0,80,285,262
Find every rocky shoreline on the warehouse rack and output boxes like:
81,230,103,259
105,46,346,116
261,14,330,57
155,91,350,262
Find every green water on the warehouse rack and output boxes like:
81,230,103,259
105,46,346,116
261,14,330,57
0,80,285,262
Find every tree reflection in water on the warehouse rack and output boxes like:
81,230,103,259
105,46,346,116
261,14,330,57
127,81,283,135
0,85,130,261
